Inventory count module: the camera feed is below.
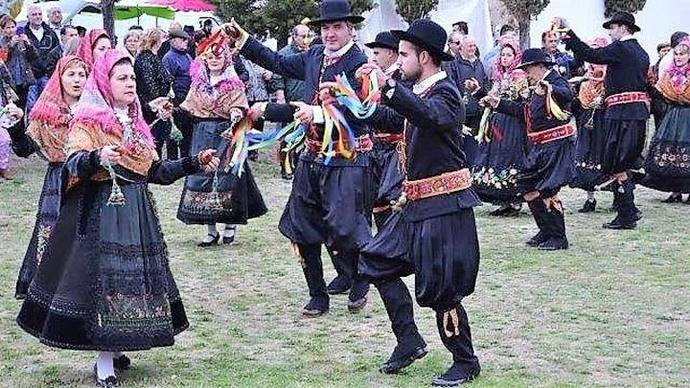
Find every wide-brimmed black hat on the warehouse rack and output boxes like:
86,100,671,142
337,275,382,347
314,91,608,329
308,0,365,26
392,19,454,62
365,31,399,51
602,11,641,33
515,48,555,69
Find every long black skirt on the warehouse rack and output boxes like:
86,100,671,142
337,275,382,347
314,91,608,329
518,137,574,198
17,179,188,351
471,112,528,204
177,119,267,225
571,108,607,191
15,163,62,299
279,160,372,252
601,118,647,174
642,104,690,193
359,204,480,311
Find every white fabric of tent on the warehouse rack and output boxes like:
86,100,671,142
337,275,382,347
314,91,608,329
359,0,494,57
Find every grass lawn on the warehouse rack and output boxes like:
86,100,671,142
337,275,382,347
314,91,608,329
1,152,688,387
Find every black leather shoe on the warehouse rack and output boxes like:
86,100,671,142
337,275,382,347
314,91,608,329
537,237,569,251
578,198,597,213
379,344,428,374
301,297,329,318
347,296,367,314
488,206,511,216
603,218,636,230
432,363,480,386
525,231,547,247
197,233,220,247
113,355,130,371
222,227,236,245
94,364,119,387
661,193,683,203
327,276,351,295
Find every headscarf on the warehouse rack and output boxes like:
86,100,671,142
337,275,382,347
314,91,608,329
492,39,522,83
658,37,690,104
180,30,248,119
579,38,608,109
76,28,110,68
27,56,88,162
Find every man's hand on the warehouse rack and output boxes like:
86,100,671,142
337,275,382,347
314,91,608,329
480,95,499,109
99,145,123,165
356,62,389,86
290,101,315,125
318,82,338,106
464,78,480,93
197,149,219,172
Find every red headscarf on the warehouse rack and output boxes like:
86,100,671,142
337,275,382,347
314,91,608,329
30,56,88,127
76,29,110,68
71,49,153,148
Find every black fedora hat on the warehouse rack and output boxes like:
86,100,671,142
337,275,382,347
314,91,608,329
308,0,365,26
365,31,399,50
602,11,641,33
392,19,454,62
515,48,555,69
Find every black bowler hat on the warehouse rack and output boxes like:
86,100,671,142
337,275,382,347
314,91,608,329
308,0,365,26
602,11,641,33
515,48,555,69
392,19,454,62
365,31,399,51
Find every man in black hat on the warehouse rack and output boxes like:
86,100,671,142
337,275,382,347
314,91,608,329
363,31,405,228
352,19,482,387
224,0,371,317
483,48,575,251
562,12,650,230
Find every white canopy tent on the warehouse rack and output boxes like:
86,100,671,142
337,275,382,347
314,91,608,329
358,0,494,57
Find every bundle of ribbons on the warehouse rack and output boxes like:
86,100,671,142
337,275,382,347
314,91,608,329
224,71,382,175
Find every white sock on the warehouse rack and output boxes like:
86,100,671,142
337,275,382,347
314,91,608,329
96,352,115,379
202,225,218,243
224,225,236,238
587,191,595,201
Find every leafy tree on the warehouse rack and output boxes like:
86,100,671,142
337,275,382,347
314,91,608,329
395,0,439,23
604,0,647,17
213,0,375,48
500,0,550,49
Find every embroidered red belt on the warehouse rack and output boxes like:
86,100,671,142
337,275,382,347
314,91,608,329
305,134,374,155
402,169,472,201
528,123,576,145
374,133,404,144
604,92,650,107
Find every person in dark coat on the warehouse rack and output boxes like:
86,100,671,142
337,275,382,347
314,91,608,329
563,12,650,229
134,28,174,157
483,48,575,251
364,31,405,229
356,19,482,387
24,5,59,114
226,0,371,317
46,25,78,76
162,29,193,159
444,34,488,165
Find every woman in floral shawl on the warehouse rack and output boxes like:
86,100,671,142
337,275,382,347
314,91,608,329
177,30,267,247
642,37,690,202
16,50,218,387
467,39,530,216
570,37,609,213
9,55,88,298
77,28,111,68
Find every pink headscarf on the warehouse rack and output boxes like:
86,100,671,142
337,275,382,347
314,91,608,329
30,55,88,127
71,49,153,148
666,37,690,88
76,29,110,68
492,40,522,82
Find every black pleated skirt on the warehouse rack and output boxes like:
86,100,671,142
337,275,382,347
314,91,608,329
642,104,690,193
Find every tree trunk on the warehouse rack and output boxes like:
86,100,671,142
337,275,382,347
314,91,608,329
102,0,116,46
518,18,531,50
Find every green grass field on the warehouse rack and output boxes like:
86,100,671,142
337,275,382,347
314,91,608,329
1,153,689,387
